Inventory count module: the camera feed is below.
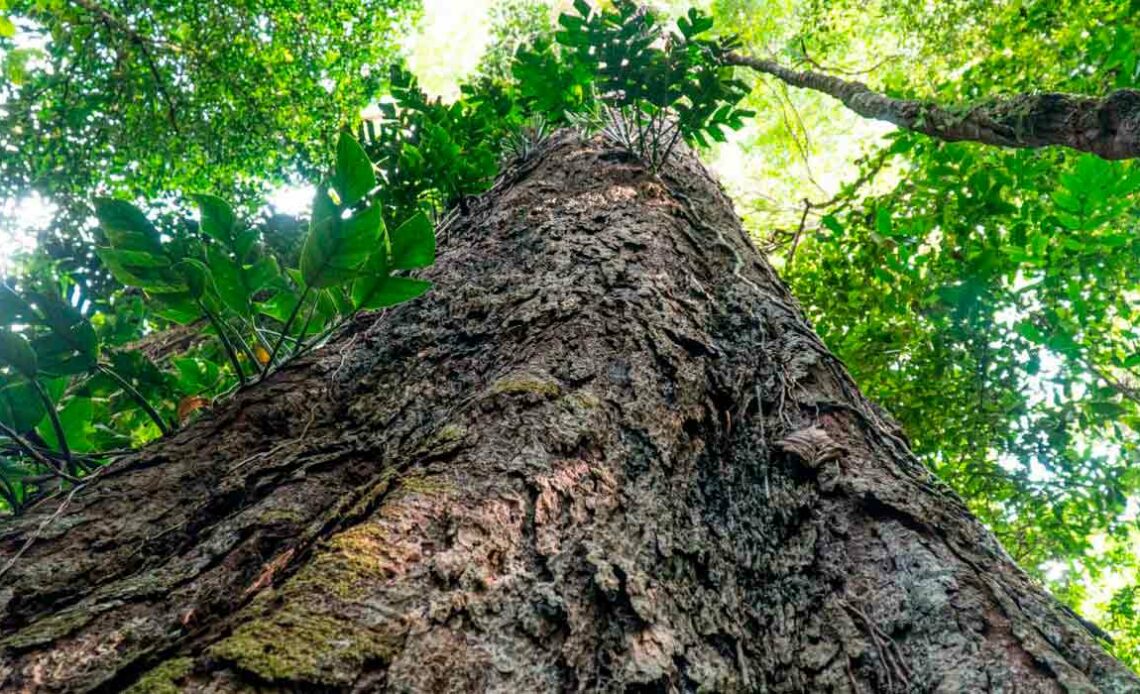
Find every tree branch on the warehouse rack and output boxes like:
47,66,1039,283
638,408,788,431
727,53,1140,161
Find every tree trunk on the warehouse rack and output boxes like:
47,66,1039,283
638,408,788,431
0,133,1135,693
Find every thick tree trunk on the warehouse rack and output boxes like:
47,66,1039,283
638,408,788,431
0,133,1135,692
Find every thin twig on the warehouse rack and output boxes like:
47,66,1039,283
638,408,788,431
786,198,812,267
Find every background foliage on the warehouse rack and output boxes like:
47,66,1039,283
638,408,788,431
2,0,1140,666
705,0,1140,664
0,0,420,296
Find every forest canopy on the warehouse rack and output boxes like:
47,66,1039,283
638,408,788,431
2,0,1140,669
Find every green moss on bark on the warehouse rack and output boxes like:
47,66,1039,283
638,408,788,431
209,605,395,686
125,658,194,694
490,373,561,398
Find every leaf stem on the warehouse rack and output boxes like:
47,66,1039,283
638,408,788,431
227,324,261,370
0,419,78,482
293,295,320,352
199,302,247,387
97,364,171,436
261,286,310,379
30,380,71,470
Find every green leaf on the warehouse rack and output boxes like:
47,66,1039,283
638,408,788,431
332,132,376,206
151,293,204,324
326,286,355,316
194,194,238,246
389,211,436,270
94,198,162,255
32,332,95,376
821,215,844,235
177,259,212,300
351,247,389,310
0,16,16,39
39,397,93,453
1015,321,1045,344
247,256,282,291
26,289,99,370
875,207,893,237
258,289,300,323
0,330,37,379
300,187,383,288
96,248,186,293
173,356,221,395
0,381,45,432
353,276,431,310
206,246,250,316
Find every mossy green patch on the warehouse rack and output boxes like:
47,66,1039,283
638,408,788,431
490,373,561,398
434,423,466,443
415,423,469,459
399,473,454,497
563,390,601,411
125,657,194,694
209,605,395,686
283,522,396,601
257,506,310,526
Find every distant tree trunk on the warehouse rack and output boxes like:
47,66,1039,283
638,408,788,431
0,133,1135,693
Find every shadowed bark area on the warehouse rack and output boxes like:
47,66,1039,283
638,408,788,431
0,133,1136,692
728,53,1140,161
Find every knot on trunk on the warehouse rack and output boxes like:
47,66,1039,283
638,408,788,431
777,426,843,469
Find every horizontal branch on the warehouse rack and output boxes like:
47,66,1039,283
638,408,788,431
727,53,1140,161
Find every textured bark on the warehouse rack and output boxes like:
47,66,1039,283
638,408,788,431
0,133,1136,692
728,53,1140,161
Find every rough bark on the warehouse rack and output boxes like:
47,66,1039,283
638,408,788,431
0,133,1136,692
729,53,1140,161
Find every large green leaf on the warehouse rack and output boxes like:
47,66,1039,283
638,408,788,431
177,259,213,300
194,194,238,247
38,397,94,453
0,284,97,376
332,132,376,206
26,290,98,374
389,211,436,270
0,330,37,379
151,293,205,325
299,186,383,288
206,246,281,317
172,357,222,395
32,332,96,376
0,381,45,433
353,276,431,310
258,289,301,323
96,247,186,293
206,245,249,316
0,283,32,322
94,198,163,255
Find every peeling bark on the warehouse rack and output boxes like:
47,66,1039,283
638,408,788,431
0,133,1135,692
729,53,1140,161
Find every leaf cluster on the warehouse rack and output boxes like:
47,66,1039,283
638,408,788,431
517,0,753,169
0,133,435,512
